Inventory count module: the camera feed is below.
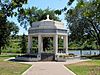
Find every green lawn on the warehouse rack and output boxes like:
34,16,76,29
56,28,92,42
0,54,31,75
65,60,100,75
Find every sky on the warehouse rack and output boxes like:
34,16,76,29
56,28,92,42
8,0,77,35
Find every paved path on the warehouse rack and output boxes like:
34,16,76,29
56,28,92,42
21,59,89,75
23,62,74,75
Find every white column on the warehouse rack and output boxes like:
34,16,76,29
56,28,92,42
54,34,58,54
27,35,32,54
64,35,68,54
40,36,43,53
38,34,42,53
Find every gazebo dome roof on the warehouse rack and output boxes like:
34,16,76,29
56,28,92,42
30,15,64,30
28,15,67,34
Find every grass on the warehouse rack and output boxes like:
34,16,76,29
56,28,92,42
0,54,31,75
65,60,100,75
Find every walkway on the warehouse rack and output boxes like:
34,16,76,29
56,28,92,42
22,59,88,75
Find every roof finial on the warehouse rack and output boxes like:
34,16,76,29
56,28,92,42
46,15,50,20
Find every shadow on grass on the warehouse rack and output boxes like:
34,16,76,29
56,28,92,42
8,59,31,62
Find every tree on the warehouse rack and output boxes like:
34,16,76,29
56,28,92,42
18,7,60,27
0,21,19,54
65,0,100,49
0,0,27,54
19,34,27,53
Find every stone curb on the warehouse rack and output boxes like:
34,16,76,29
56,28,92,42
22,65,33,75
63,66,76,75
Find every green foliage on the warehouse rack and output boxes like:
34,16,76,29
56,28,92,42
0,0,27,54
0,21,19,54
54,0,75,15
65,0,100,49
19,34,27,53
43,37,53,51
0,0,27,17
68,0,75,5
58,36,63,48
32,37,38,48
2,36,21,53
55,10,62,15
18,7,60,27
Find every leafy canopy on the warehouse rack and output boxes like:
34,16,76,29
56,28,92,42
65,0,100,49
0,0,27,53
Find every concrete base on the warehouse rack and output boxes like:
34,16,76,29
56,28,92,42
56,58,66,62
15,54,41,62
15,53,68,62
15,57,41,62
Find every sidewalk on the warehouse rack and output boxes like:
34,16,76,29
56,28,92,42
23,63,74,75
22,59,88,75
